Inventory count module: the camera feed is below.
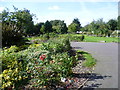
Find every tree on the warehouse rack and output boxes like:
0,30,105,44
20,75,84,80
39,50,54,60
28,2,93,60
73,18,81,31
34,22,44,35
68,18,81,33
107,19,117,31
50,20,68,34
40,20,52,34
40,25,45,34
68,23,78,33
2,6,34,46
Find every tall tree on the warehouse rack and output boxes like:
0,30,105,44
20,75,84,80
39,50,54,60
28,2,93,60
50,20,68,34
34,22,44,35
2,6,34,46
107,19,117,30
73,18,81,31
68,23,78,33
40,20,52,34
68,18,81,33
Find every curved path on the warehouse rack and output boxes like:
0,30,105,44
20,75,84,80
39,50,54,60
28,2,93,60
71,42,118,89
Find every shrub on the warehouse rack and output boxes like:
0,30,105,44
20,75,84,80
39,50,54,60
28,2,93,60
1,51,28,89
1,38,78,89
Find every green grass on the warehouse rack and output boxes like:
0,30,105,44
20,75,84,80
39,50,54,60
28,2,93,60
84,35,119,43
77,50,96,67
58,34,119,43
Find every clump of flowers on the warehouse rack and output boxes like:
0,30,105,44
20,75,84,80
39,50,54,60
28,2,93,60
39,54,46,61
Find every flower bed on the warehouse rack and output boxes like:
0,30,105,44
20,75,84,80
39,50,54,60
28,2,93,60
1,38,79,89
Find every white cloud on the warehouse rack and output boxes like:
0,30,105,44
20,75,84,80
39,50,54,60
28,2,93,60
0,7,4,12
48,5,60,10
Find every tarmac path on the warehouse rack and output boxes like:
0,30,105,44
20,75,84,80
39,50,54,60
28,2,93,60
71,42,118,89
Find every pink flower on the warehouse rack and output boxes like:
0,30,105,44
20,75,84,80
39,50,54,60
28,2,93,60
39,55,46,61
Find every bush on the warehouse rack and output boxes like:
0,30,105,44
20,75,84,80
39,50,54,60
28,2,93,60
1,51,28,89
49,32,58,38
1,38,78,89
2,29,23,47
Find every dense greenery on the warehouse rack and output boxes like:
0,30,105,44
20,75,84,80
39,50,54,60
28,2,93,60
2,7,34,46
50,20,68,34
82,18,119,37
1,6,119,47
68,18,82,33
1,38,80,89
27,34,119,43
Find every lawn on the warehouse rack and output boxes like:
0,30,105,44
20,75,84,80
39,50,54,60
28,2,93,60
84,35,119,43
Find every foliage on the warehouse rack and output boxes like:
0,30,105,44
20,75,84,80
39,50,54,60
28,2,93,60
58,34,85,42
68,23,78,33
107,19,117,30
68,18,81,33
1,38,78,89
40,20,52,34
1,49,28,89
50,20,68,34
33,22,44,35
2,6,34,47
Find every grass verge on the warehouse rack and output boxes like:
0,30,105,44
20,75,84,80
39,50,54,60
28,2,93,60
76,50,96,67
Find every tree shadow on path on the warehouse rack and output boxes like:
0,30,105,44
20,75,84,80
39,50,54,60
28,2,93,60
80,73,112,90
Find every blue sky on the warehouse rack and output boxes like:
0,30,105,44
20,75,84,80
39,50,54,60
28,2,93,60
0,0,118,26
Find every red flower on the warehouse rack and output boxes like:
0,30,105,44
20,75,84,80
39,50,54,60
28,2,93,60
39,54,46,61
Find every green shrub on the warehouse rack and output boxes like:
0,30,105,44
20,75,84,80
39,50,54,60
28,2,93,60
58,34,85,42
49,32,58,38
0,38,77,89
1,51,28,89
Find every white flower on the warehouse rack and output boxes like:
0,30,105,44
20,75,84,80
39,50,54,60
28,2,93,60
61,77,66,82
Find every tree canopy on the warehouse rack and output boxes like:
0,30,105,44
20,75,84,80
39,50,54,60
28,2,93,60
2,6,34,46
68,18,81,33
50,20,68,34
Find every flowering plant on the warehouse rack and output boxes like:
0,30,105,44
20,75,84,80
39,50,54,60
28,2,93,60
39,54,46,61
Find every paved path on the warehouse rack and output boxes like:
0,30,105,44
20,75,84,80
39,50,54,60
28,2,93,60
71,42,118,89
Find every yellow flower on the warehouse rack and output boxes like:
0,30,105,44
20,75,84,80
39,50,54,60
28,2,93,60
6,81,12,86
18,76,22,80
5,76,10,80
3,70,8,74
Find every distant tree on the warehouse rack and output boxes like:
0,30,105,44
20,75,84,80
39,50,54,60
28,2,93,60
68,18,82,33
107,19,117,31
40,20,52,34
68,23,78,33
73,18,82,31
50,20,68,34
34,22,44,35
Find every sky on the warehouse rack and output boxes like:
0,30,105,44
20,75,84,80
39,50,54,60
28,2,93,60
0,0,119,26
